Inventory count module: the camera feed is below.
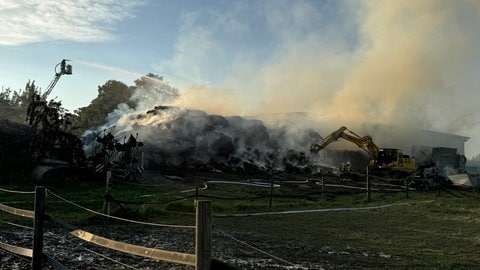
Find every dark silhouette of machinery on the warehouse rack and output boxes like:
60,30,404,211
26,59,83,165
89,131,144,180
26,59,143,183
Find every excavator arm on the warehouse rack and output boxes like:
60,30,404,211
310,126,348,153
310,126,379,158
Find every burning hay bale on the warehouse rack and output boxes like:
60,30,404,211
85,105,326,175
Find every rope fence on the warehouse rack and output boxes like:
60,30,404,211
0,170,456,269
0,185,212,270
50,233,143,270
0,186,36,194
104,174,419,210
215,228,297,267
46,189,196,229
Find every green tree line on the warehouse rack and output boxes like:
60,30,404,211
0,73,179,136
0,80,38,123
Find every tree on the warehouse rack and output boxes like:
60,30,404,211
73,80,136,134
0,80,39,123
131,73,180,108
0,87,13,118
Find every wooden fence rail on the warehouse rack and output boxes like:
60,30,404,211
0,186,211,270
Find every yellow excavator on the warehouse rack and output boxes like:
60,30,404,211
310,126,416,178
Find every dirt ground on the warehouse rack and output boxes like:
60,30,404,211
0,170,324,270
0,223,321,270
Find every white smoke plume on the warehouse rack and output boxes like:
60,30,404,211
153,0,480,157
84,0,480,173
82,75,327,172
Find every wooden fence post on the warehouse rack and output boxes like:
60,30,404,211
195,200,212,270
32,186,46,270
103,170,112,215
405,178,409,198
321,175,325,203
437,178,441,196
269,178,274,210
366,166,371,202
195,175,199,200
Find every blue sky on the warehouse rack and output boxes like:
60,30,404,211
1,0,480,157
0,0,356,111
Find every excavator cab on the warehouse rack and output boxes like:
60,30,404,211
377,148,401,168
377,148,415,170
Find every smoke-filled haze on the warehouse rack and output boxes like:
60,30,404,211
154,1,480,157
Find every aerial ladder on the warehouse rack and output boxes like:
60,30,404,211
41,59,72,100
27,59,73,128
27,59,80,162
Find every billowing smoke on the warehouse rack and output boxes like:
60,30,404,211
154,1,480,157
85,1,480,174
82,80,333,173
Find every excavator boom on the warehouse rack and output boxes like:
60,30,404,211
310,126,379,158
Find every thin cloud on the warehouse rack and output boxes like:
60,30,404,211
0,0,145,46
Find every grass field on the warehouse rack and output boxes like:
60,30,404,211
213,197,480,269
1,172,479,269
